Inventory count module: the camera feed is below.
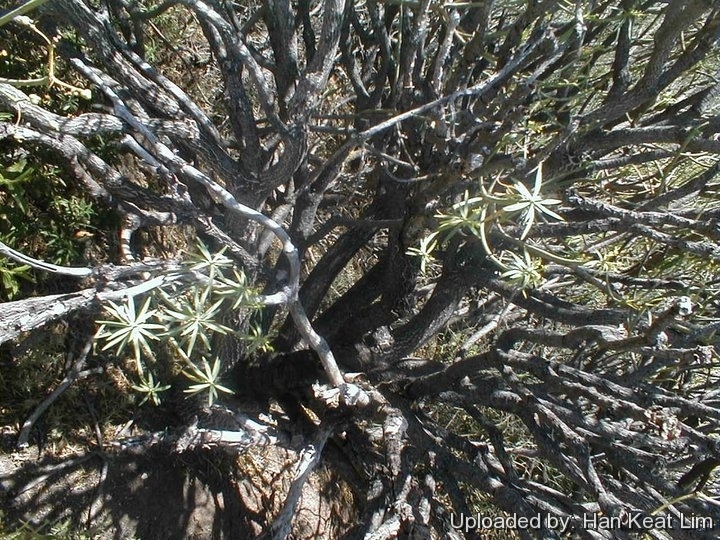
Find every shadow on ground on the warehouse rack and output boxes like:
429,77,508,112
0,428,356,540
0,442,245,539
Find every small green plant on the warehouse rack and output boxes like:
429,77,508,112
0,158,35,213
0,159,35,299
0,154,105,299
434,190,485,240
499,163,563,240
130,371,172,407
406,232,438,274
182,357,233,406
97,296,166,369
162,287,231,357
414,162,569,291
0,258,32,300
95,241,265,406
238,322,274,355
500,249,544,290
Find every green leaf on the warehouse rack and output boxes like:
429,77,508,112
182,357,233,406
131,371,171,406
96,297,165,365
162,288,232,357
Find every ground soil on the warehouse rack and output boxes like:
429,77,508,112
1,434,220,539
0,424,355,540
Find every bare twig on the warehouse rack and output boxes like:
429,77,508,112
17,333,99,447
265,425,333,540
